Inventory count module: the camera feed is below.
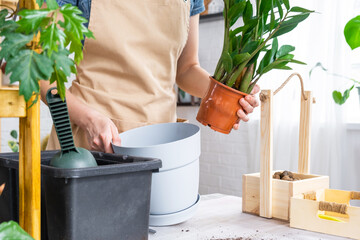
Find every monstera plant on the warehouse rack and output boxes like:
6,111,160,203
0,0,94,102
196,0,313,134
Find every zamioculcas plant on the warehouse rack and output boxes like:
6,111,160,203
197,0,313,134
0,0,94,102
214,0,313,93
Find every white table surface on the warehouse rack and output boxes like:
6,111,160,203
149,194,350,240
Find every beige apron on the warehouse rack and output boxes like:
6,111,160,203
47,0,191,150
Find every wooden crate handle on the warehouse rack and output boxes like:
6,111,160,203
351,191,360,200
319,201,347,214
298,91,313,174
259,73,314,219
260,89,273,218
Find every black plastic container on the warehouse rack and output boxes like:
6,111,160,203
0,151,161,240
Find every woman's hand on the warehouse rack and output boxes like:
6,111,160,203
233,84,260,130
82,109,122,153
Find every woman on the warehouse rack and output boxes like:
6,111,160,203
41,0,260,153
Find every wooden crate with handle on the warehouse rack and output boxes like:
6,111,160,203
290,189,360,239
242,73,329,221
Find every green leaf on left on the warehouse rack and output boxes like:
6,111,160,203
17,9,51,34
344,15,360,50
0,33,33,59
0,221,34,240
6,50,54,101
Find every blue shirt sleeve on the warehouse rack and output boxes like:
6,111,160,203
190,0,205,16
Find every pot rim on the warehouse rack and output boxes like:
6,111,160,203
209,76,249,96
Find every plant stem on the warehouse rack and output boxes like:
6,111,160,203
247,74,261,93
239,63,254,93
214,0,230,81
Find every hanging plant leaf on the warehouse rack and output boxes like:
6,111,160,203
332,85,354,105
344,15,360,50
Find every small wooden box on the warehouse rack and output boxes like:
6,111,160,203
290,189,360,239
242,171,329,221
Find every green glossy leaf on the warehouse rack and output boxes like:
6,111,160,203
275,0,283,19
344,15,360,50
46,0,59,10
0,221,34,240
50,49,74,76
60,4,94,41
17,9,51,34
0,9,8,20
274,65,292,70
272,13,310,38
260,0,272,15
40,21,66,55
283,0,290,10
10,130,17,139
221,52,233,73
233,53,251,66
289,59,306,65
332,91,343,104
276,45,295,58
0,13,18,36
0,33,34,59
241,40,259,54
228,1,246,26
270,8,275,31
67,34,83,64
290,7,314,13
258,38,278,74
243,0,253,24
6,50,53,101
333,85,354,105
278,53,294,60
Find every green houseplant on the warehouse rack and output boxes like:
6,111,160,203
196,0,313,134
0,0,94,102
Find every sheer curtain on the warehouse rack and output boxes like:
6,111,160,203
245,0,359,190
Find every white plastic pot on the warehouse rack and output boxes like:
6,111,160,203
112,122,201,226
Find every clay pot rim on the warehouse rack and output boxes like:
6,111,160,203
209,76,249,97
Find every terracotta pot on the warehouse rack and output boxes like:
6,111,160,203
196,76,248,134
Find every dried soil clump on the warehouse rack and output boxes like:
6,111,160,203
273,171,300,181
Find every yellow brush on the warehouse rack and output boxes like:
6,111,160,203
318,214,345,222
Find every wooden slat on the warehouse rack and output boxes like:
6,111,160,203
298,91,312,174
18,1,41,239
260,90,273,218
0,88,26,117
19,95,41,240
